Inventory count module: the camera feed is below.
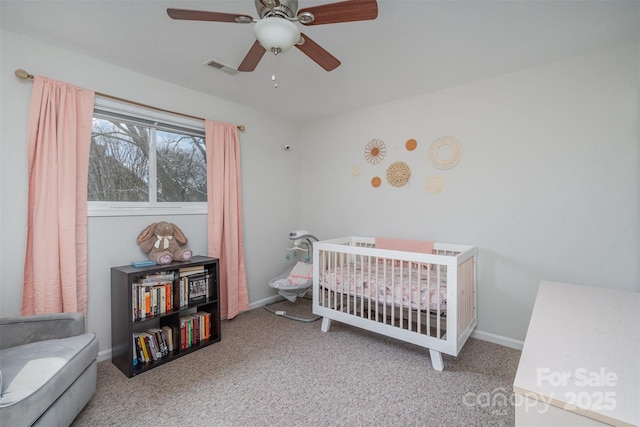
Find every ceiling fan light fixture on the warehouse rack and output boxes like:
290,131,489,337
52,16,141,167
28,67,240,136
254,17,300,54
297,12,314,24
235,15,254,24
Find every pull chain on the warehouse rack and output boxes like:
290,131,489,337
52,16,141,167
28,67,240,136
271,51,279,89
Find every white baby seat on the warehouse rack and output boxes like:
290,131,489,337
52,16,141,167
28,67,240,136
269,261,314,303
264,231,320,322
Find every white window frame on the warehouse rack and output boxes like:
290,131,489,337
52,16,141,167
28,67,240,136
88,97,207,217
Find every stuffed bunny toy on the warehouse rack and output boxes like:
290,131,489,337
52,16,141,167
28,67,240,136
137,221,192,265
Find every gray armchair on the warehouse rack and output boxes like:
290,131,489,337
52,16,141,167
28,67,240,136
0,312,98,426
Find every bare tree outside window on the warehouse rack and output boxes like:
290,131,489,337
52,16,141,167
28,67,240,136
89,116,207,203
156,130,207,202
89,118,149,202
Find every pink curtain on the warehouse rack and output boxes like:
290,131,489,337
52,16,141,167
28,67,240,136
21,76,95,320
205,120,249,319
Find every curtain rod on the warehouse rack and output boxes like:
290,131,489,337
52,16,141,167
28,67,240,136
14,69,245,132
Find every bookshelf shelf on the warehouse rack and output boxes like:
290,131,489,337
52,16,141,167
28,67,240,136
111,255,220,377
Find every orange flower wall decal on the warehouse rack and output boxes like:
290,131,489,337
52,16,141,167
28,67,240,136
364,139,387,164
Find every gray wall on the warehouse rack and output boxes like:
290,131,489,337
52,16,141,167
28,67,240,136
298,44,639,345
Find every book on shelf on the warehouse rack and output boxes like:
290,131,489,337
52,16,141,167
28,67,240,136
192,313,200,342
133,333,149,363
177,312,211,350
132,336,138,367
133,326,177,364
196,311,212,340
130,316,213,365
187,273,208,305
161,325,175,352
160,289,166,314
179,315,193,349
179,316,188,350
148,328,169,357
132,275,174,321
143,271,175,283
188,317,194,347
142,332,161,361
177,270,213,307
179,265,206,277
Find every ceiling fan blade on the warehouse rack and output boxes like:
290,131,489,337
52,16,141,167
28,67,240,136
238,41,267,72
295,33,341,71
298,0,378,25
167,8,253,23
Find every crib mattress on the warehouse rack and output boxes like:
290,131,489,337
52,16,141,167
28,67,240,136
320,262,447,311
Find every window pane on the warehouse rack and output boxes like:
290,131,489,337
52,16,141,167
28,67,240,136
88,118,149,201
156,130,207,202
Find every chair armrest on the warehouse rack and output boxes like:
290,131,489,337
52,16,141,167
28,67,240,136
0,312,84,350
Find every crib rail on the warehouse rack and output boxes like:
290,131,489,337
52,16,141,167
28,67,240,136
312,236,477,358
316,249,448,338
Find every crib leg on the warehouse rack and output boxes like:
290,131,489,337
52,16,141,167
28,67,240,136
321,317,332,332
429,349,444,371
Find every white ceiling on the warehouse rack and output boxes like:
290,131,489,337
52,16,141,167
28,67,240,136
1,0,638,122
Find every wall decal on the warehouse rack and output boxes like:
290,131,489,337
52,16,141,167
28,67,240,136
405,138,417,151
428,135,463,170
386,161,411,187
352,166,361,177
425,175,445,194
364,138,386,164
371,176,382,188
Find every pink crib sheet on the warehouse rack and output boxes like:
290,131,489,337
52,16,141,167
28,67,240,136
320,262,447,311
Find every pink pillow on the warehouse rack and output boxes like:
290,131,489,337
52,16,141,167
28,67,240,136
375,237,434,254
375,238,434,269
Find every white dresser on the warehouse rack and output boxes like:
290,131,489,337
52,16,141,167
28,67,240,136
513,281,639,426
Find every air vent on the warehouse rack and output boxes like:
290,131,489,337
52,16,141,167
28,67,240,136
204,59,238,75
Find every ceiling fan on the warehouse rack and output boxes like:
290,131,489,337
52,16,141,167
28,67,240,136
167,0,378,72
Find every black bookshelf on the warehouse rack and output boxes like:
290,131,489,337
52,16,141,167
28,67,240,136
111,255,220,377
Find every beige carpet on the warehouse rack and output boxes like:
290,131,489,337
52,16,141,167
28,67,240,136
73,298,521,426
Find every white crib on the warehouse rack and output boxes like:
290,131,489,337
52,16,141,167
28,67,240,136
312,236,477,371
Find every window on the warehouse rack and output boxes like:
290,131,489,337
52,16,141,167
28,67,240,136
88,98,207,216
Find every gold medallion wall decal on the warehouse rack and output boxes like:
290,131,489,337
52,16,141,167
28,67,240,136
405,138,417,151
425,175,445,194
364,139,386,164
371,176,382,188
428,135,463,170
386,161,411,187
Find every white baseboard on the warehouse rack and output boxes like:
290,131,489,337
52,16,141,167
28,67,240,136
249,294,285,310
97,348,112,363
471,329,524,350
